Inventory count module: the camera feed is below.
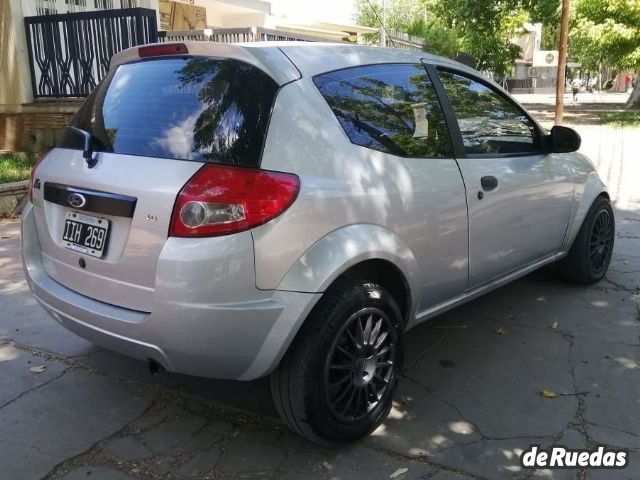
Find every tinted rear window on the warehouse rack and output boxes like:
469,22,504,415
59,57,278,166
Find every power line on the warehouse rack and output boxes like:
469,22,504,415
364,0,397,48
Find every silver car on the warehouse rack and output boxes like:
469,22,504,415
22,42,614,445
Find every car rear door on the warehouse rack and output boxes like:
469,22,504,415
433,68,574,287
30,54,279,312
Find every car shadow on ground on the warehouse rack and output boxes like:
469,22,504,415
76,263,595,419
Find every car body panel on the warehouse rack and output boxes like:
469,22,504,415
559,152,609,252
31,149,202,312
23,203,318,380
457,153,574,286
255,78,469,312
110,41,302,86
414,251,564,325
276,42,465,79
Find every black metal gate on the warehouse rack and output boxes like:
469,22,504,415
24,8,158,98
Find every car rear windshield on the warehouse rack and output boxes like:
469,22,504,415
58,57,279,166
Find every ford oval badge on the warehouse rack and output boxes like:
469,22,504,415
67,192,87,209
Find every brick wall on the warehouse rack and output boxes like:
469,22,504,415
0,101,81,153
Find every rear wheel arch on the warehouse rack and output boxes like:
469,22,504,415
267,257,412,380
276,224,420,304
328,258,411,326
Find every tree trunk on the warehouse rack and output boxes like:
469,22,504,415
626,74,640,109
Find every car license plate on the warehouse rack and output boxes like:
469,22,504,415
62,212,110,258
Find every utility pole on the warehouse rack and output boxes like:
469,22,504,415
380,0,387,47
555,0,571,124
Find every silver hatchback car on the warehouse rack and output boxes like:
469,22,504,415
22,42,614,445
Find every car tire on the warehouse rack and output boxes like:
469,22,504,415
271,278,404,445
557,195,615,284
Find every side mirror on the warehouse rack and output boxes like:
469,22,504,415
547,125,581,153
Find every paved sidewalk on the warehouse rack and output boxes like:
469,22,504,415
0,124,639,480
512,91,631,106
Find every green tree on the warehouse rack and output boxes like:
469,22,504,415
355,0,529,77
571,0,640,69
355,0,427,33
525,0,560,49
431,0,528,77
569,0,640,108
406,17,460,58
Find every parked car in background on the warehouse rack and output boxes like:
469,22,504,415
22,42,614,445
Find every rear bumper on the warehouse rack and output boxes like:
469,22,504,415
22,203,320,380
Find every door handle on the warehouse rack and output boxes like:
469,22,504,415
480,176,499,192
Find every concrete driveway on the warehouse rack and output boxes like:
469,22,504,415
1,124,638,480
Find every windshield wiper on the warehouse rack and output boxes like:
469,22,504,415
66,126,98,168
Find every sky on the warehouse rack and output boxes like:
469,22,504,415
269,0,357,25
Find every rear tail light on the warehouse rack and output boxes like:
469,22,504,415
169,164,300,237
29,149,49,202
138,43,188,58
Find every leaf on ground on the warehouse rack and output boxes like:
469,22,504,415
539,388,557,399
29,365,46,373
390,467,409,479
548,321,558,330
495,327,507,335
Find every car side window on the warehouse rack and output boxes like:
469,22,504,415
314,64,453,158
438,70,540,156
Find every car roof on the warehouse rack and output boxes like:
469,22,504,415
246,41,473,77
111,41,478,85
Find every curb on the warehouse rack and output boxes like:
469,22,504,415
0,180,29,217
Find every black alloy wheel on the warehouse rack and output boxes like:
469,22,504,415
589,208,614,275
324,307,397,424
557,195,615,284
271,279,404,445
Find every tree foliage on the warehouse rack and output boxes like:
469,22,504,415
355,0,528,77
355,0,426,33
406,18,460,59
570,0,640,70
354,0,640,105
432,0,528,76
524,0,560,49
569,0,640,108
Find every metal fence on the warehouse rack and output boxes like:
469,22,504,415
158,27,336,44
24,8,157,98
385,29,426,52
